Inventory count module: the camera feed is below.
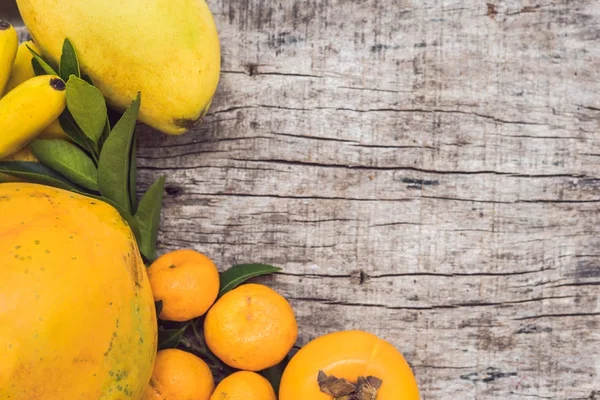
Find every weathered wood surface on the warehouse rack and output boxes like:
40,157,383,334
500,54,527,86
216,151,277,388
9,0,600,398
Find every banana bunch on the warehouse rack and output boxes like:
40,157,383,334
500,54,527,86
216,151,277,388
0,20,68,161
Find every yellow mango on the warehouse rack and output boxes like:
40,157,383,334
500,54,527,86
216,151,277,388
17,0,221,135
0,183,157,400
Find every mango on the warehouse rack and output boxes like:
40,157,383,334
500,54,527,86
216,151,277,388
0,183,158,400
16,0,221,135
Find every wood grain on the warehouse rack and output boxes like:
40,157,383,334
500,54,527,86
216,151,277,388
11,0,600,398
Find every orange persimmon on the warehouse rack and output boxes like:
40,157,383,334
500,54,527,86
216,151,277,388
279,330,420,400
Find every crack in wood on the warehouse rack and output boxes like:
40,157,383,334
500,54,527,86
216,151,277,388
515,312,600,321
207,104,546,126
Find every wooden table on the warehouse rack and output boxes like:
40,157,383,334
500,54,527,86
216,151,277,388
9,0,600,398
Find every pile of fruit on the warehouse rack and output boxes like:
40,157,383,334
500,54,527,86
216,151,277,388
0,1,420,399
143,249,420,399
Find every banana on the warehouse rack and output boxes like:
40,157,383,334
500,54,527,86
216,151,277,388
4,40,39,94
3,147,38,162
4,41,70,140
0,147,39,183
0,20,18,95
39,119,70,140
0,75,67,160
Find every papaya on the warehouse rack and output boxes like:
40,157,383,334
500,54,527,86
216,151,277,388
16,0,221,135
0,183,157,400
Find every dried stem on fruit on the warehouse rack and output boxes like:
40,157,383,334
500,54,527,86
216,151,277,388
317,370,383,400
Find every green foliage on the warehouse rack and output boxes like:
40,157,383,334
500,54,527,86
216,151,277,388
97,93,140,214
260,356,290,394
158,323,188,351
59,39,80,81
58,111,98,161
136,176,165,262
3,40,286,384
1,39,163,262
0,161,77,190
219,263,282,296
26,45,56,75
66,76,107,149
30,139,99,191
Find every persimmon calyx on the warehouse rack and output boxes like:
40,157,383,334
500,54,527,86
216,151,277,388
317,370,383,400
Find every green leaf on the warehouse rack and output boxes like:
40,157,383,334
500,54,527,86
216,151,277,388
31,58,47,76
100,118,111,149
158,324,188,351
26,45,57,75
97,93,140,213
129,134,137,211
107,108,123,127
219,263,282,296
135,176,165,262
58,112,99,162
0,161,76,191
30,139,98,192
82,74,95,86
155,301,163,316
59,39,80,81
66,76,107,147
260,356,290,394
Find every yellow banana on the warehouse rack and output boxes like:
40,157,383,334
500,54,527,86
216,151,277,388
4,41,69,140
39,119,70,140
0,20,18,95
0,75,67,160
3,147,38,162
4,40,39,94
0,147,39,182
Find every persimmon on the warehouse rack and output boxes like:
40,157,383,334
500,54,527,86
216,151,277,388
279,330,420,400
